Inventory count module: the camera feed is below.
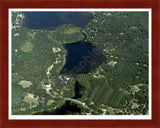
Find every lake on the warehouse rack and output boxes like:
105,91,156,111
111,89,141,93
23,12,106,75
34,101,81,115
23,12,93,29
60,41,106,75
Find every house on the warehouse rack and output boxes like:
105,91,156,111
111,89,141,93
46,84,51,88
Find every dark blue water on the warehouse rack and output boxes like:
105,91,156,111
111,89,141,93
34,101,81,115
23,12,93,29
60,41,106,75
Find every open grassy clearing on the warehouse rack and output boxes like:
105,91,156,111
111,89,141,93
20,42,33,52
18,80,32,88
23,93,39,109
102,87,114,104
64,27,81,34
89,83,124,107
106,90,124,107
93,85,107,104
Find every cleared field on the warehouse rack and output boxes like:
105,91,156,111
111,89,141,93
20,42,33,52
101,87,114,104
64,27,81,34
105,90,124,107
93,85,107,104
89,78,109,103
23,93,39,109
93,86,114,105
18,80,32,88
89,83,124,107
89,85,100,102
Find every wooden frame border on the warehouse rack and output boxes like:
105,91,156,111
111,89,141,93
0,0,160,128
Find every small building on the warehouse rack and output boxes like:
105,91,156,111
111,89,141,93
46,84,51,88
90,101,94,105
107,13,111,16
14,33,20,36
66,77,70,80
15,49,18,52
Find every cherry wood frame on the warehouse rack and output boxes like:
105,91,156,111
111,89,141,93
0,0,160,128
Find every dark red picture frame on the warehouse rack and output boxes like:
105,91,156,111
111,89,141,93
0,0,160,128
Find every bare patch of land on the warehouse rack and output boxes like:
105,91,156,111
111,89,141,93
64,27,81,34
21,42,33,52
23,93,39,109
18,80,32,88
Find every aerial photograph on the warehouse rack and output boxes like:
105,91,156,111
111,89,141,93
11,10,149,116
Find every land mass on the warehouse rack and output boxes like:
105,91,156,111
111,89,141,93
12,11,149,115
